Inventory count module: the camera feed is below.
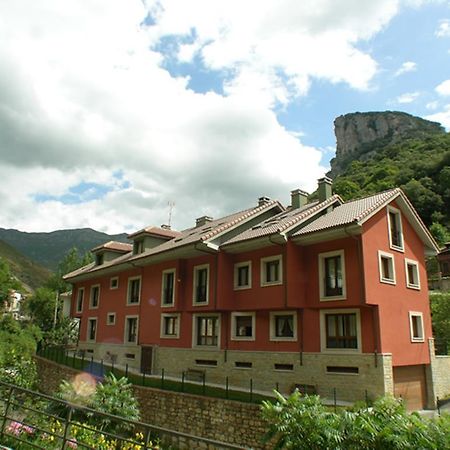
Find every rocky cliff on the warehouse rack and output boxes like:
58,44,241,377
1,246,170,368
329,111,445,177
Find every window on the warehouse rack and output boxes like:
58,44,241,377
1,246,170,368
319,250,346,300
95,253,104,265
378,251,396,284
193,265,209,304
161,269,175,306
106,313,116,325
405,259,420,289
160,314,180,338
87,318,97,342
193,315,220,347
125,316,138,344
261,255,282,286
234,261,251,289
89,285,100,309
127,277,141,305
320,309,361,352
76,288,84,313
110,277,119,289
409,312,424,342
270,312,297,341
133,239,144,254
388,206,404,251
231,312,255,340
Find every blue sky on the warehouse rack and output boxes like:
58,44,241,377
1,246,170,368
0,0,449,233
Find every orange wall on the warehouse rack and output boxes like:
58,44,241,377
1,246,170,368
362,202,432,366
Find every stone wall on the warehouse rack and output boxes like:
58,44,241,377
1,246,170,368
155,347,393,403
35,356,270,449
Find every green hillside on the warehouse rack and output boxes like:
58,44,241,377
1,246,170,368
0,239,51,292
332,131,450,238
0,228,129,271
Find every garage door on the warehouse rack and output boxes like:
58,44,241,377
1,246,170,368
393,365,427,411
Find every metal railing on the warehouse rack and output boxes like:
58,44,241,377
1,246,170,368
0,380,246,449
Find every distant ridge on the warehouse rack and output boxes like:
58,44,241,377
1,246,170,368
0,228,129,271
0,239,51,292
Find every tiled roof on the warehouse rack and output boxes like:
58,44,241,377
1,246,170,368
64,199,282,280
293,188,401,236
223,195,341,245
91,241,132,253
127,226,181,240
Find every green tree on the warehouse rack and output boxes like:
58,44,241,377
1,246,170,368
24,287,57,333
430,292,450,355
0,257,22,308
430,222,450,248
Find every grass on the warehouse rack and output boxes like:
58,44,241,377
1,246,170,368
38,348,272,404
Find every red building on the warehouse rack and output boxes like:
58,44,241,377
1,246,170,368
65,178,447,410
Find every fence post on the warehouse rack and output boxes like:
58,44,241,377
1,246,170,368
276,382,279,393
181,371,185,393
202,372,206,395
144,426,152,449
333,388,337,413
225,376,229,399
250,379,253,402
142,369,146,386
125,364,129,379
161,368,165,389
101,359,104,377
72,351,76,368
437,396,441,416
61,406,74,450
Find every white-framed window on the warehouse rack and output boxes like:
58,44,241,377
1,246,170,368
160,313,180,339
318,250,346,300
231,312,255,341
127,276,141,305
106,312,116,326
405,259,420,290
320,309,361,353
89,285,100,309
124,316,139,344
193,264,209,305
87,317,97,342
133,239,144,255
193,314,220,348
261,255,282,286
110,277,119,290
387,206,404,251
270,311,297,341
378,251,396,285
76,288,84,313
409,312,424,342
161,269,176,307
234,261,252,290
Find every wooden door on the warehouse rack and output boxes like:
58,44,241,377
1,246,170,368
140,346,153,374
393,365,427,411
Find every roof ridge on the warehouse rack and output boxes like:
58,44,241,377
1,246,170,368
201,200,281,241
353,188,401,223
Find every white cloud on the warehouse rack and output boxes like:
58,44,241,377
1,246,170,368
436,19,450,37
426,100,439,110
394,61,417,76
426,104,450,130
436,79,450,96
396,91,420,103
0,0,403,233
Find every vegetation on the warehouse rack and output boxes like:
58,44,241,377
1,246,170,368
332,132,450,243
430,291,450,355
0,256,22,307
262,391,450,450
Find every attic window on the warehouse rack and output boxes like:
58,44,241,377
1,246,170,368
133,240,144,254
95,254,104,265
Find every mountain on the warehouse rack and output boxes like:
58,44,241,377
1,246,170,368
329,111,450,233
0,239,51,292
0,228,129,271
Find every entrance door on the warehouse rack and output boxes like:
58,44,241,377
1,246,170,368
140,346,153,374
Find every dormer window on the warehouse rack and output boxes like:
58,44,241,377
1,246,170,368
95,254,104,265
133,240,144,255
388,207,404,251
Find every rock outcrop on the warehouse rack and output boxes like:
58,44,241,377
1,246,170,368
329,111,445,177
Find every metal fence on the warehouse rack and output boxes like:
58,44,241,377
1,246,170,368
0,380,246,449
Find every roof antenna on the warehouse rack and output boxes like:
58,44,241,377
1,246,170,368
168,201,175,227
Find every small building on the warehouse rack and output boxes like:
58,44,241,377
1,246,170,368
64,178,450,410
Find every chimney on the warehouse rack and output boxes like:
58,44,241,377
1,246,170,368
196,215,213,227
291,189,309,209
318,176,333,202
258,196,271,206
160,224,171,230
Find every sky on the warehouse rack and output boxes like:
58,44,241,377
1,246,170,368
1,0,450,234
